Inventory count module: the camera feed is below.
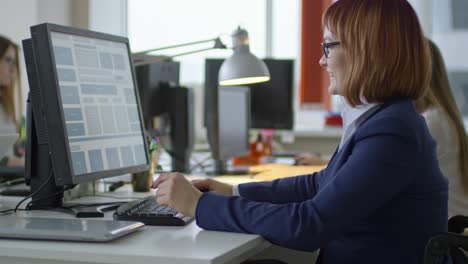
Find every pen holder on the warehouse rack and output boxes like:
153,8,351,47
131,170,153,192
131,143,161,192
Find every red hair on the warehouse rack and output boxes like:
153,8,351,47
323,0,431,106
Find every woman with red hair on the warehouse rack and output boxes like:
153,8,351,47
152,0,448,262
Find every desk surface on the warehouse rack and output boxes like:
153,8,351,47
189,163,325,185
0,164,324,264
0,192,270,264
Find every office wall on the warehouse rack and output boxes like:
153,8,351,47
407,0,433,35
403,0,468,127
38,0,72,26
0,0,89,117
407,0,468,69
431,1,468,71
1,0,39,117
89,0,127,36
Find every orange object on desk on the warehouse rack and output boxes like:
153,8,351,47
232,155,257,166
233,133,272,166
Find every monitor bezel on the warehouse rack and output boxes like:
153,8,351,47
30,23,149,185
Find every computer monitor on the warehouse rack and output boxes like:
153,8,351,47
206,86,250,175
134,61,180,127
23,23,149,209
135,62,194,173
204,58,294,129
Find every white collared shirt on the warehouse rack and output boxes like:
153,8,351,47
338,100,380,150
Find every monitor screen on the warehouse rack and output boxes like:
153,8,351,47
217,87,250,161
204,58,294,130
134,61,180,126
249,59,294,129
24,24,149,192
50,32,147,177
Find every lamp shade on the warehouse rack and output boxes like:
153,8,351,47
218,27,270,86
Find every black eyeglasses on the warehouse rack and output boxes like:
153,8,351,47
321,41,340,58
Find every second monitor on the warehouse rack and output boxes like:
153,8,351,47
205,58,294,130
206,86,250,175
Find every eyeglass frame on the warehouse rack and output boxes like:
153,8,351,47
321,41,340,58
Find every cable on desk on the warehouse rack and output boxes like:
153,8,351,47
14,169,54,212
0,209,14,215
0,208,28,215
24,194,125,214
0,177,26,187
24,184,75,210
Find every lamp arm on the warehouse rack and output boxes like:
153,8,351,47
133,55,170,67
134,45,229,66
133,37,226,56
168,46,224,60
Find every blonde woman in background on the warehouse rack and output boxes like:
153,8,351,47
415,39,468,218
0,35,24,167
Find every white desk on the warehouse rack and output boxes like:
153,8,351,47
0,191,270,264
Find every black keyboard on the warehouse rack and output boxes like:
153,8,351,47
113,196,193,226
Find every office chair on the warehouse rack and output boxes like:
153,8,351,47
425,215,468,264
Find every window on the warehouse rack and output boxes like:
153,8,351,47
430,0,468,126
128,0,308,135
128,0,267,84
128,0,300,85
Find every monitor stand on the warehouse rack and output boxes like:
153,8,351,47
26,97,123,218
57,203,123,218
28,169,123,218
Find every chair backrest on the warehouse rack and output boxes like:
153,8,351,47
424,215,468,264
